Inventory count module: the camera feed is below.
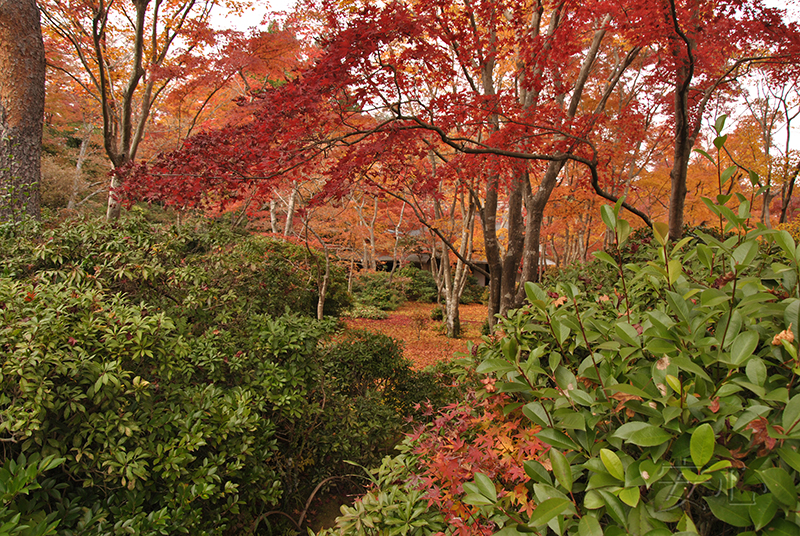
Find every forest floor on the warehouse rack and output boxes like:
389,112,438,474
343,301,489,369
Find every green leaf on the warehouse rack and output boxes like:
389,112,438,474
639,460,669,487
619,486,640,508
593,250,619,267
625,425,673,447
473,472,496,503
745,358,767,386
527,497,571,527
759,467,797,508
748,169,761,187
549,449,573,493
705,496,752,527
729,331,759,366
749,493,778,531
462,492,494,506
690,423,715,469
713,133,728,149
764,518,800,536
524,460,553,485
600,449,624,481
525,281,548,306
774,230,798,261
715,115,727,135
614,322,641,347
783,393,800,434
696,243,713,270
720,165,738,186
671,356,713,382
501,338,518,363
601,205,616,232
693,148,715,165
653,222,669,247
523,402,550,428
578,515,603,536
732,241,758,268
777,447,800,473
536,428,579,451
476,359,515,375
597,489,628,530
784,300,800,343
609,384,650,400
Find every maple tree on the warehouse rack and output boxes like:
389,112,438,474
658,0,800,240
123,0,800,327
0,0,45,223
39,0,289,220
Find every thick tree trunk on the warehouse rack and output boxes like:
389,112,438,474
0,0,45,223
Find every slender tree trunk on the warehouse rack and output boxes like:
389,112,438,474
284,181,298,236
0,0,45,223
68,124,93,210
270,198,279,233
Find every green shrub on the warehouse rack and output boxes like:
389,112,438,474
0,214,350,327
396,265,438,303
322,191,800,535
453,196,800,535
459,275,484,304
430,305,444,321
351,271,404,310
0,216,446,535
342,303,389,319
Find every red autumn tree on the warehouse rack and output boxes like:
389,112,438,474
124,0,800,324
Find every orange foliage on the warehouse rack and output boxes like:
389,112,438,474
344,302,486,369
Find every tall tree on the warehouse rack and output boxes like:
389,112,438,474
662,0,798,240
123,0,800,324
0,0,45,223
40,0,257,220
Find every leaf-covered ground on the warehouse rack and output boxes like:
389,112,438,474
344,302,487,369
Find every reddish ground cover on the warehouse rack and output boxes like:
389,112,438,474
343,302,489,369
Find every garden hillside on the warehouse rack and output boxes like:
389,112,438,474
0,214,460,535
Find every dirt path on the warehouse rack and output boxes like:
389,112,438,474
343,302,488,369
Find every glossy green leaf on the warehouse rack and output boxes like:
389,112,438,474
597,489,627,530
690,423,715,469
527,497,571,527
549,449,573,493
729,331,759,367
705,496,752,527
594,250,619,267
745,358,767,386
578,515,603,536
600,449,624,481
749,493,778,531
720,165,738,186
763,518,800,536
523,402,550,428
774,230,798,261
777,447,800,473
619,486,640,508
653,221,669,247
467,472,496,503
536,428,580,451
759,467,797,508
601,205,616,231
626,425,673,447
783,393,800,434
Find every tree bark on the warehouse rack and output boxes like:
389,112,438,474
0,0,45,223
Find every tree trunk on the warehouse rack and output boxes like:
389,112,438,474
68,124,92,210
284,181,298,236
0,0,45,223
